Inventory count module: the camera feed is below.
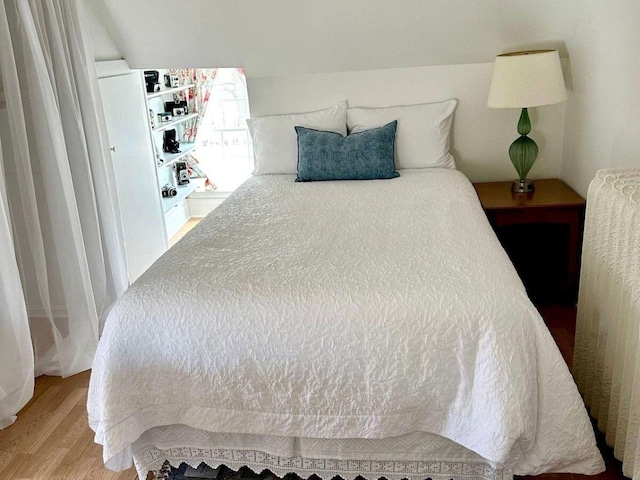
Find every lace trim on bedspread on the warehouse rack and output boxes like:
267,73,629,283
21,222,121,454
136,446,512,480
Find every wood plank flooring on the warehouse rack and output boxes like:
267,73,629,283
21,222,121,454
168,217,202,248
0,371,137,480
0,306,627,480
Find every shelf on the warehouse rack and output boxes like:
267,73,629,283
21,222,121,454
158,143,196,168
153,112,198,133
161,181,198,213
147,83,195,99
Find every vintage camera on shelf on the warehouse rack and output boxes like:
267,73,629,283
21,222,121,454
144,70,161,93
157,112,172,123
175,161,190,185
164,100,188,116
162,129,180,154
161,184,178,198
164,74,180,88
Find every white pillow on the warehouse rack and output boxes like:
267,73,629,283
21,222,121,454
247,101,348,175
347,99,458,170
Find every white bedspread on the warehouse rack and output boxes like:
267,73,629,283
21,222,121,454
88,169,603,476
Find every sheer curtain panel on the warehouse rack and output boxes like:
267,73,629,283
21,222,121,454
0,0,128,427
0,119,33,429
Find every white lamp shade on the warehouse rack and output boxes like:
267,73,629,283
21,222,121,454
487,50,567,108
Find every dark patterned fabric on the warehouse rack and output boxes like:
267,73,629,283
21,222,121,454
162,463,438,480
164,463,314,480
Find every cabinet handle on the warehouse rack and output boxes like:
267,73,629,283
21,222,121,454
110,146,116,152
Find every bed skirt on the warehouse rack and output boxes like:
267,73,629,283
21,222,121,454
132,425,511,480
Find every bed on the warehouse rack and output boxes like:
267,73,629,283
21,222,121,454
88,168,604,480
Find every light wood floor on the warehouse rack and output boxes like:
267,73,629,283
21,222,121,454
0,307,627,480
168,218,202,248
0,370,138,479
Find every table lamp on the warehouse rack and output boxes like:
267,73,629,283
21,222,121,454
487,50,567,193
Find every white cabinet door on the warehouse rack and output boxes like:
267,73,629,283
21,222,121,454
99,73,166,282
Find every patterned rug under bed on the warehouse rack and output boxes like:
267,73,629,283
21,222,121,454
155,462,416,480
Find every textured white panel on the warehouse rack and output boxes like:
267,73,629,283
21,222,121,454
574,169,640,480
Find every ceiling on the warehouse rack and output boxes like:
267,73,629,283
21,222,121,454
93,0,584,77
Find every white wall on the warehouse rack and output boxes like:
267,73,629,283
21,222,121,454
561,0,640,197
248,62,567,183
96,0,583,75
84,0,121,61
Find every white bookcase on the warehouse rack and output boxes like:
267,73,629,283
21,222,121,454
143,69,198,239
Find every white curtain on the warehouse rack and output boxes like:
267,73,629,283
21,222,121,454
0,0,128,428
0,122,33,430
573,169,640,479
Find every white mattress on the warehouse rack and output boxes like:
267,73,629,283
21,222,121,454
88,169,603,476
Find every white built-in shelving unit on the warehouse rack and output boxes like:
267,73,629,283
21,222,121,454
143,71,199,240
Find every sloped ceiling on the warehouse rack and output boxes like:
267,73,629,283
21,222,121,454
95,0,584,77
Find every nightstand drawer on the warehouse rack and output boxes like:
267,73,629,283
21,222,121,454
487,206,583,227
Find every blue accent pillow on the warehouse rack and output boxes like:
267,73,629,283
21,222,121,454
295,120,399,182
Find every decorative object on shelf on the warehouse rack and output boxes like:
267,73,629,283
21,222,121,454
158,112,172,123
163,129,181,154
175,161,190,185
149,109,155,129
164,74,180,88
144,70,161,93
487,49,566,193
161,184,178,198
164,100,188,116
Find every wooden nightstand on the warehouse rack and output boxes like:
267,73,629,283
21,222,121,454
473,179,586,305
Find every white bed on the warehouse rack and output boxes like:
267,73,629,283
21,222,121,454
88,169,604,479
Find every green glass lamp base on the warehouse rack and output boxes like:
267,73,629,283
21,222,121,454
508,108,539,194
512,178,535,193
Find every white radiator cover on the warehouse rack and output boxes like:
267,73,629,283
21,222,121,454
574,168,640,479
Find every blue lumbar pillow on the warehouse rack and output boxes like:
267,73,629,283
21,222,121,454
295,120,400,182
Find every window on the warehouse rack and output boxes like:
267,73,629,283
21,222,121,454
190,68,253,193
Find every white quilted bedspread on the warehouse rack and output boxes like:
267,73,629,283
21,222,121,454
88,169,603,475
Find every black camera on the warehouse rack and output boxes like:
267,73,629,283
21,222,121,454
164,74,180,88
144,70,161,93
175,161,190,185
161,184,178,198
163,129,180,154
165,100,188,115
